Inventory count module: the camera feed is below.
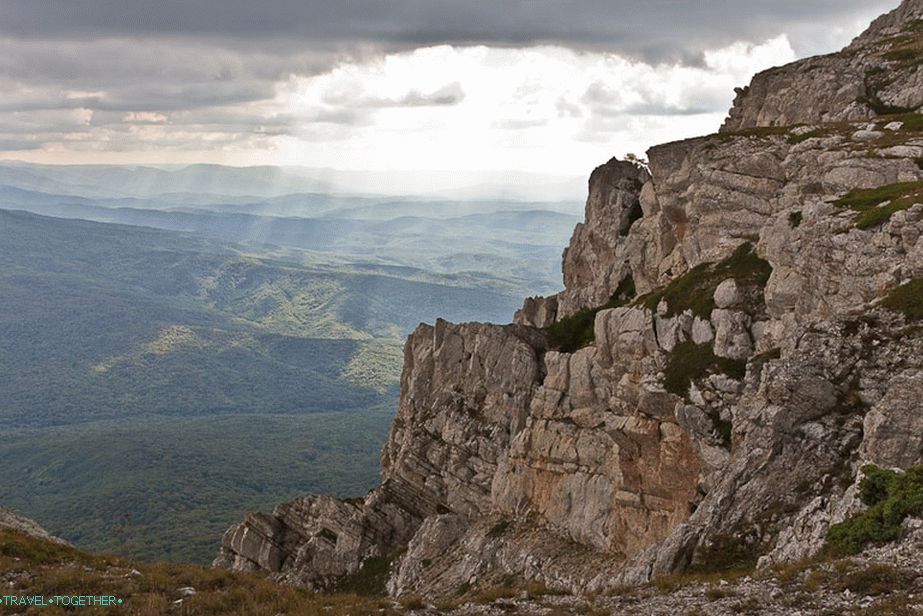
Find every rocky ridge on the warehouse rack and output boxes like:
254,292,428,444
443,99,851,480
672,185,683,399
0,506,67,545
216,0,923,606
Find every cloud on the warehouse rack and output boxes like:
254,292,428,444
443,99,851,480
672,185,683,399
268,40,796,173
0,1,898,60
322,81,465,109
0,1,898,175
0,36,797,171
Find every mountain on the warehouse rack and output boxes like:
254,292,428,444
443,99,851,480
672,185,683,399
0,161,586,201
215,0,923,610
0,179,582,293
0,209,532,563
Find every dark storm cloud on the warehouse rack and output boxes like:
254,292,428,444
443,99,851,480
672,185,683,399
0,1,899,60
0,0,900,154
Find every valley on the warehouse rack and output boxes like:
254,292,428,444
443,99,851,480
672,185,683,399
0,170,579,564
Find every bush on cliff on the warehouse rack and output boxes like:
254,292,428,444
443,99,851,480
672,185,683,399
545,275,636,353
826,465,923,556
881,278,923,321
833,181,923,229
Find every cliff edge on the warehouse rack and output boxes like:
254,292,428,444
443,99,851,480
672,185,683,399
216,0,923,602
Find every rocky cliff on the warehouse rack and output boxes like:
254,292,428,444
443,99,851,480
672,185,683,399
216,0,923,600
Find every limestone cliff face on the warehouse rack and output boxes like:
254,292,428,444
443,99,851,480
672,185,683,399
214,321,546,590
515,159,649,326
217,0,923,598
723,0,923,131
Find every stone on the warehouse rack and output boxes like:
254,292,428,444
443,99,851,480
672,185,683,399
557,159,650,318
691,317,714,345
514,295,559,329
852,130,884,142
713,279,741,309
712,309,753,360
722,0,923,131
0,506,68,545
215,320,546,590
860,372,923,468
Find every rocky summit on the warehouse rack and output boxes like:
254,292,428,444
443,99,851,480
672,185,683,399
216,0,923,607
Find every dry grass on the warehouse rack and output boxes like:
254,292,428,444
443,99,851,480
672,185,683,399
0,529,401,615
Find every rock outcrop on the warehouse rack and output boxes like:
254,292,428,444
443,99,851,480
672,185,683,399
217,0,923,601
723,0,923,131
0,506,67,545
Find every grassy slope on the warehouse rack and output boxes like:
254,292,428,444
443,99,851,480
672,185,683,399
0,529,403,615
3,528,921,616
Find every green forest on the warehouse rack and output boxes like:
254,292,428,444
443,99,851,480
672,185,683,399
0,209,524,563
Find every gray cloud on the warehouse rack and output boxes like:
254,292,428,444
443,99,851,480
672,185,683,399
0,1,898,60
323,82,466,108
0,0,901,154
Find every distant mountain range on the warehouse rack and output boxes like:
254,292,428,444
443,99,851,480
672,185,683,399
0,162,582,293
0,161,586,201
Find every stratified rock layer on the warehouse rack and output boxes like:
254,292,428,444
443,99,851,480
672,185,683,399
723,0,923,131
217,0,923,599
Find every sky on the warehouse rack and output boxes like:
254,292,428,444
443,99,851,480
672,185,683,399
0,0,900,179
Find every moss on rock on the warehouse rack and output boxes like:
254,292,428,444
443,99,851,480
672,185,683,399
637,243,772,319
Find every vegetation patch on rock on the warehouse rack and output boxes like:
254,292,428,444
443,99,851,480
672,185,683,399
881,279,923,321
545,275,636,353
826,465,923,556
0,529,401,615
833,181,923,229
637,242,772,318
688,533,761,575
879,19,923,65
334,552,403,597
663,340,746,399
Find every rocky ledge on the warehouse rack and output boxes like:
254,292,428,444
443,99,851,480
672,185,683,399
216,0,923,607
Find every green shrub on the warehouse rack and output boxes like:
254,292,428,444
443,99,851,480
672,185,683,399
884,47,923,62
0,529,85,565
878,112,923,132
663,340,746,398
788,211,803,227
545,275,636,353
881,279,923,321
637,243,772,318
826,465,923,556
856,94,914,116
